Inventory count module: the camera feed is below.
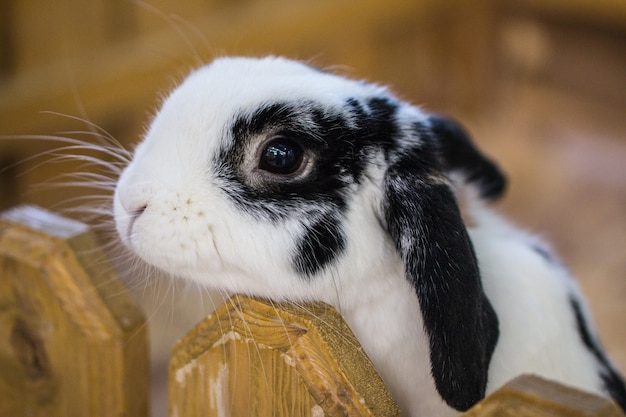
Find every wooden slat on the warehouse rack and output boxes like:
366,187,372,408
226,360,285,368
503,0,626,29
463,374,626,417
168,295,400,417
0,205,149,417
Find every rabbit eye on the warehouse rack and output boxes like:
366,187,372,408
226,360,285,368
259,137,305,175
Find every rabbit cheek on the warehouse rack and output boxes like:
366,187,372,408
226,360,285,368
115,184,222,275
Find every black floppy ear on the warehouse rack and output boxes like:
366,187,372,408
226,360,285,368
429,114,507,200
382,128,499,411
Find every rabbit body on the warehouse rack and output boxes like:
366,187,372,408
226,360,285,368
114,56,625,416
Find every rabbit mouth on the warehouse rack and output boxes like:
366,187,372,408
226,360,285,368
125,204,147,245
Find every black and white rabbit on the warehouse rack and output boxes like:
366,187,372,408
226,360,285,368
113,56,626,416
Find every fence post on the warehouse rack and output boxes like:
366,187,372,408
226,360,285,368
462,374,626,417
0,205,149,417
168,295,400,417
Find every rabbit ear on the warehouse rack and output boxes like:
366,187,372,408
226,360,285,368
382,130,499,411
429,114,507,200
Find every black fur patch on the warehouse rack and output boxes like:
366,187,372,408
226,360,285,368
383,146,499,411
570,297,626,411
429,115,507,200
218,97,401,275
225,101,372,205
293,214,346,276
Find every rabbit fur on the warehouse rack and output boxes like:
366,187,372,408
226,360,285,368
114,56,626,416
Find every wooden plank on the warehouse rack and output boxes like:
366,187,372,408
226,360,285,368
503,0,626,29
0,205,149,417
463,374,626,417
169,295,400,417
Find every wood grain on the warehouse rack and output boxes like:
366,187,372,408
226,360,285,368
168,295,400,417
0,205,149,417
463,375,626,417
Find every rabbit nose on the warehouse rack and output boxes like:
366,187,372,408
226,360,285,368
118,181,154,215
115,181,155,245
129,204,148,220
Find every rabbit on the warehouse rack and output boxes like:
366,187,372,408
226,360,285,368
113,56,626,416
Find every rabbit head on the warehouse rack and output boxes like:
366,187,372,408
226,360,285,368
114,56,506,410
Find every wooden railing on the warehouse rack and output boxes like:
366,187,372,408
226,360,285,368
0,205,148,416
169,295,398,417
1,205,624,417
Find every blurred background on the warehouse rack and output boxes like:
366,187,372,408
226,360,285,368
1,0,624,414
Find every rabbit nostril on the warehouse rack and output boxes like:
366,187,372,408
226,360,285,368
131,204,148,219
126,204,147,244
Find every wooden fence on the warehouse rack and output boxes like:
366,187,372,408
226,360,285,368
1,205,624,417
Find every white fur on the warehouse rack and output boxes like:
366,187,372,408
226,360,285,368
469,207,605,396
114,56,619,416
